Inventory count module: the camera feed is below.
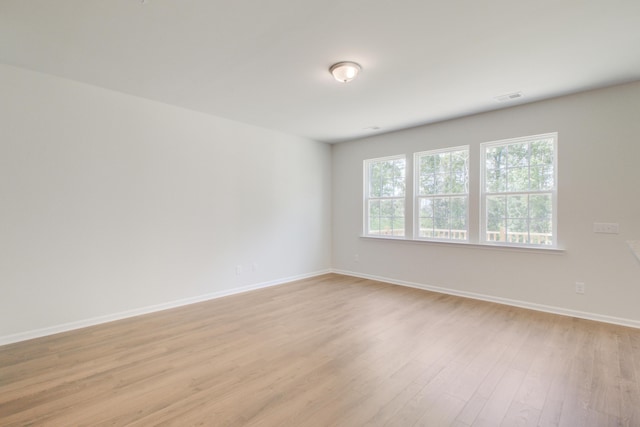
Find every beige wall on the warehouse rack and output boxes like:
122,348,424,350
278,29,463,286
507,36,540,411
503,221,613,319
332,81,640,326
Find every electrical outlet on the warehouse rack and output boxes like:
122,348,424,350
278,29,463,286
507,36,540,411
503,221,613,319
593,223,619,234
575,282,585,294
236,265,242,276
354,254,359,263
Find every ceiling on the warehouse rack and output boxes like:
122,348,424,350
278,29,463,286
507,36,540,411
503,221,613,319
1,0,639,143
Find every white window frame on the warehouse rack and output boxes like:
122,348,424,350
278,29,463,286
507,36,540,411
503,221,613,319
363,155,407,238
480,133,558,248
414,146,469,242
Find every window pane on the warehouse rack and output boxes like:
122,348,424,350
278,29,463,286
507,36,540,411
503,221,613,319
379,216,391,234
451,150,469,166
393,159,403,173
393,199,405,218
419,197,434,218
433,215,450,231
393,177,405,196
373,159,405,197
529,194,552,219
507,195,528,219
486,146,507,170
382,181,394,197
369,163,382,197
370,199,404,236
507,167,529,192
380,199,394,216
451,216,467,240
435,173,448,194
369,218,380,234
530,166,554,190
368,200,380,234
507,218,528,233
486,225,506,242
449,150,467,195
393,212,405,236
419,151,468,196
506,218,529,243
450,196,466,219
436,152,449,173
451,216,466,230
369,200,380,216
419,217,434,238
530,218,553,245
433,197,450,219
507,143,529,168
486,168,507,192
486,195,506,242
451,170,467,194
421,155,436,174
530,139,554,166
420,174,435,195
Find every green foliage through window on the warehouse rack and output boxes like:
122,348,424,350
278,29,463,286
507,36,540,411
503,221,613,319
365,156,405,236
483,136,556,246
362,133,557,247
416,147,469,240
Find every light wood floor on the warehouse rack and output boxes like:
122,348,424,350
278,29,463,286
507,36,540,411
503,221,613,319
1,274,639,426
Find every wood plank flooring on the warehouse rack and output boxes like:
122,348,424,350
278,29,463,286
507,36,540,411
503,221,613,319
1,273,639,426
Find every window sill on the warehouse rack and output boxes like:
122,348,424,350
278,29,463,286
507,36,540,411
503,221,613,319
359,235,565,254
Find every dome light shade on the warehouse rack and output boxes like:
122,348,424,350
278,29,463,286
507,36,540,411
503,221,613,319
329,61,361,83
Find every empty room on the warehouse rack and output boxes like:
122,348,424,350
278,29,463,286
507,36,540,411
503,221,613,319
1,1,639,426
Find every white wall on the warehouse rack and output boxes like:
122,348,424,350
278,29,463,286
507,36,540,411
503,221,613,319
0,64,332,342
332,81,640,325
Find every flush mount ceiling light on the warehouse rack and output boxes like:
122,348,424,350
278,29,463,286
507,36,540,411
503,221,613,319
329,61,361,83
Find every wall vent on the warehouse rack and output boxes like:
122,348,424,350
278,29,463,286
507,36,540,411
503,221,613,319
495,91,524,102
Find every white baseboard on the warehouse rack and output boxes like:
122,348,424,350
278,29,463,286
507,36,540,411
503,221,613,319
332,269,640,330
4,267,636,347
0,269,332,346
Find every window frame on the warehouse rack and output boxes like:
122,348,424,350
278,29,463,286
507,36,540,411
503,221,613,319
479,133,558,248
413,145,470,242
361,132,559,251
363,154,407,238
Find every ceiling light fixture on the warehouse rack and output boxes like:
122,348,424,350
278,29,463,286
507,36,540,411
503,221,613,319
329,61,361,83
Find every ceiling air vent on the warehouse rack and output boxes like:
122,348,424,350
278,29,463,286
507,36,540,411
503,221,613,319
495,91,524,102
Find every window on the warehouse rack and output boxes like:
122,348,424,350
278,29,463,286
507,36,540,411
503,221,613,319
364,155,406,237
362,133,558,248
415,147,469,241
481,133,557,246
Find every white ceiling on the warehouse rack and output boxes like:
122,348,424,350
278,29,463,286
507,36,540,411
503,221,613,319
1,0,639,143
